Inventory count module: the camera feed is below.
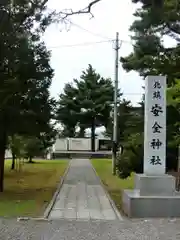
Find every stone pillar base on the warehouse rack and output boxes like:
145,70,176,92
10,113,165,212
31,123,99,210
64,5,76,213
135,173,175,196
122,173,180,218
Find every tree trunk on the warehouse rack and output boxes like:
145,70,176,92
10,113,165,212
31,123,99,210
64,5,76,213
69,126,76,137
91,117,96,152
0,132,7,192
11,152,16,170
28,156,33,163
79,126,85,137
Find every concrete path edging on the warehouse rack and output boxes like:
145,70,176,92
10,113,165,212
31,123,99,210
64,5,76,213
43,160,72,218
90,160,123,221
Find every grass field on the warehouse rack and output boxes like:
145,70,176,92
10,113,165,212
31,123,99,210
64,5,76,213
0,159,68,217
91,159,134,211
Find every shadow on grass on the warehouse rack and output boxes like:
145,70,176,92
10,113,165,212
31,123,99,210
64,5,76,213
5,170,37,178
0,187,56,200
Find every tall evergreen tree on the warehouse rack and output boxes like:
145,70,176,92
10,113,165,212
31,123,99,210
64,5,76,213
167,80,180,146
0,0,55,191
121,0,180,85
56,65,114,151
56,83,80,137
75,65,114,151
119,0,180,175
105,99,134,143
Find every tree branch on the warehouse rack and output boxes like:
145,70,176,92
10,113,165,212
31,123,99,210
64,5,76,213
58,0,103,20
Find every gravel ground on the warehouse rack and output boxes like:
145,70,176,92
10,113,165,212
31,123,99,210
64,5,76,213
1,218,180,240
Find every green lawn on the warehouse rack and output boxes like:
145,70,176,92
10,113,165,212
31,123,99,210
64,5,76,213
0,159,68,217
91,159,134,211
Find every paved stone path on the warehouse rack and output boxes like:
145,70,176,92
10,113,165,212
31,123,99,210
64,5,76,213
48,158,122,220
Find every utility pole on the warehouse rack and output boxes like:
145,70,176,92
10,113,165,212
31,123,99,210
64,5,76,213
112,32,120,175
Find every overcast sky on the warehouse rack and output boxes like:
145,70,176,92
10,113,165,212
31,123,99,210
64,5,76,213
43,0,144,106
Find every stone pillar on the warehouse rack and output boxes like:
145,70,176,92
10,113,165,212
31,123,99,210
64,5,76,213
122,76,180,218
144,76,166,175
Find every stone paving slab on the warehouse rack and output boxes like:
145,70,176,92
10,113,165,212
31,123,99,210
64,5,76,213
48,159,121,220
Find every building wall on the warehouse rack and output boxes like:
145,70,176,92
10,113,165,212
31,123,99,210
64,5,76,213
54,138,68,151
53,138,101,152
68,138,98,151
